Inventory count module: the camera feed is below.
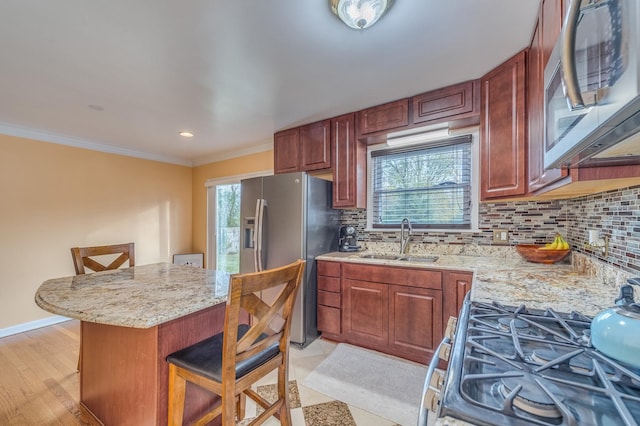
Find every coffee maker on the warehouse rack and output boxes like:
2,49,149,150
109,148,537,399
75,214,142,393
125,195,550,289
338,225,361,252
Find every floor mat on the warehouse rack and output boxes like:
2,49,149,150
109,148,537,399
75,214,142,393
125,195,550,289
302,343,425,426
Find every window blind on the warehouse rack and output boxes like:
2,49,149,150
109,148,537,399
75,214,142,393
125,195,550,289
371,135,472,229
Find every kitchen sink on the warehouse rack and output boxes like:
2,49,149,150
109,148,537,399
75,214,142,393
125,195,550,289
397,255,439,263
358,254,402,260
358,254,439,262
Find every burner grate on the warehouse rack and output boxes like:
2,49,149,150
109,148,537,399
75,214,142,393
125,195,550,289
451,302,640,426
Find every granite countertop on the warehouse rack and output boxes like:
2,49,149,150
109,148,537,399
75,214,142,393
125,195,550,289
317,246,627,318
35,262,230,329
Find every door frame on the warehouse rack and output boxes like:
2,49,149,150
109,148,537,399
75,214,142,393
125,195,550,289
205,170,272,269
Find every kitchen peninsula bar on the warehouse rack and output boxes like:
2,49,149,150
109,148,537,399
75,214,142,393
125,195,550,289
35,263,237,426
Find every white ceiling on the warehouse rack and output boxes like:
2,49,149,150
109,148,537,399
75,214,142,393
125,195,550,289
0,1,540,166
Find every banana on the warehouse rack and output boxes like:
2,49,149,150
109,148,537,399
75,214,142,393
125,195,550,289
539,233,571,250
539,235,560,250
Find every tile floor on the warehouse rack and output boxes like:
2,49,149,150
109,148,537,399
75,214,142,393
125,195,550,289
240,338,403,426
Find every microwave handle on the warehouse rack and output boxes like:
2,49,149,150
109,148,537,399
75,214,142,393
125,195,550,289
561,0,584,110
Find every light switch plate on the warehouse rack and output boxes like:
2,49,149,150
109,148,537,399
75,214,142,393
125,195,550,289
493,229,509,243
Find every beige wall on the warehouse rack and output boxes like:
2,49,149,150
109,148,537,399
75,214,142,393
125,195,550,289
0,134,193,329
191,150,273,266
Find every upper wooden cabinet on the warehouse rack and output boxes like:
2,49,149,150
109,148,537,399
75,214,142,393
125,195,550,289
528,10,567,193
301,119,331,171
413,80,480,125
274,119,331,174
355,80,481,140
480,50,528,200
357,98,409,136
331,113,366,209
540,0,563,68
273,128,300,174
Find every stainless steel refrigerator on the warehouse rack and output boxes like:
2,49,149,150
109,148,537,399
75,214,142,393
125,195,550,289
239,172,339,347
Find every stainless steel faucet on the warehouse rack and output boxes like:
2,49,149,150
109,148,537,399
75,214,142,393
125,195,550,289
400,218,412,254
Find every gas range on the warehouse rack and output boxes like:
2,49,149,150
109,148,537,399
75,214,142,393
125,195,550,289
426,300,640,426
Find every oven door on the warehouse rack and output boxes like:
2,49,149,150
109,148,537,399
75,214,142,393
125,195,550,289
544,0,638,169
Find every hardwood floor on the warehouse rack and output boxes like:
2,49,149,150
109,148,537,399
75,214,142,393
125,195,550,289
0,320,99,425
0,321,400,426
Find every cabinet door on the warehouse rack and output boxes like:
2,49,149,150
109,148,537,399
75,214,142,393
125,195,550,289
412,80,480,125
342,279,388,348
273,128,300,174
389,285,442,362
540,0,563,68
332,113,366,209
480,50,527,200
527,19,567,193
300,120,331,171
357,99,409,135
318,305,341,335
443,271,473,323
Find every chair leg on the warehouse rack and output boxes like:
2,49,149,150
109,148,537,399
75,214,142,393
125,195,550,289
236,392,246,421
277,359,292,426
222,384,237,426
168,364,186,426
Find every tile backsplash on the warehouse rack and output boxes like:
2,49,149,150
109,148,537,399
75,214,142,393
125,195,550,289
340,184,640,275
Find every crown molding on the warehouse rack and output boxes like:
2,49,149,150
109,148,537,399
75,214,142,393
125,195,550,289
0,122,193,166
0,122,275,168
192,142,273,167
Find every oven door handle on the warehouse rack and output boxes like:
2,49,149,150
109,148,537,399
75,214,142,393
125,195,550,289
417,336,451,426
561,0,584,110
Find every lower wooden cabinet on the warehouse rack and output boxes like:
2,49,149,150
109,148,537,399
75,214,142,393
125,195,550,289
317,261,342,339
443,271,473,321
343,279,389,348
388,285,442,360
318,260,471,364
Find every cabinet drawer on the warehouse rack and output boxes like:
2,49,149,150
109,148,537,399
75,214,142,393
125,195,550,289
318,261,341,278
318,276,340,293
412,80,479,125
343,263,442,290
318,290,341,308
318,305,341,335
357,99,409,135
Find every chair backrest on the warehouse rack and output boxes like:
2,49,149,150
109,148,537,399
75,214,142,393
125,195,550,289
223,259,305,376
70,243,135,275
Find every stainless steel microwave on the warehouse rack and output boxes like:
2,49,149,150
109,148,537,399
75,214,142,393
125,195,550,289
544,0,640,169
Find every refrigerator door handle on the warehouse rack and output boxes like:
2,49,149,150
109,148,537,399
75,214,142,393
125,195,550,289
255,198,266,272
253,199,261,272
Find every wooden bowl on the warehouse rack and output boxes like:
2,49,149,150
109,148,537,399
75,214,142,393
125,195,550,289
515,244,571,264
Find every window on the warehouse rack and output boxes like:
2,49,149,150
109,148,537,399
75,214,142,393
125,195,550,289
369,135,474,230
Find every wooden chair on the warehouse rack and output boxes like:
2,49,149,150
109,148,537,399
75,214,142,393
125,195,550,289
71,242,135,275
166,259,306,426
70,242,135,371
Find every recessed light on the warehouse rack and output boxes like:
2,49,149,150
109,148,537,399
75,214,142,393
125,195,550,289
179,131,194,138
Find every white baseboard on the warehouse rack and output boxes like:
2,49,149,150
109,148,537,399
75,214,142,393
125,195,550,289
0,315,72,338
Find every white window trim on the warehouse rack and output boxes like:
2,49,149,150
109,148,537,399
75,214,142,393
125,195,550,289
205,170,272,269
365,131,480,232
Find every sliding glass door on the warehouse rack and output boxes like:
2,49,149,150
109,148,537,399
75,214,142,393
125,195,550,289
214,183,240,273
206,171,269,272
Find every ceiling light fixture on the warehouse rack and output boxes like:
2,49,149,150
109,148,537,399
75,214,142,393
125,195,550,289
330,0,394,30
179,131,194,138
